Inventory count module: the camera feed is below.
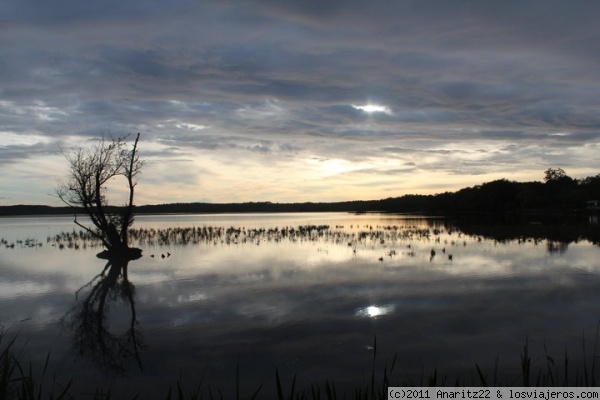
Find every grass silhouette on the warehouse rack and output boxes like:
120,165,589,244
2,329,600,400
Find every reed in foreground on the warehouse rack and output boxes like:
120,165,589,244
2,331,600,400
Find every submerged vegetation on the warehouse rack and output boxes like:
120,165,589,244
2,219,597,260
2,213,598,256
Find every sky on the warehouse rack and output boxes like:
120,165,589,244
1,1,600,206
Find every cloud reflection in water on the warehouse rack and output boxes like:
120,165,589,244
2,213,600,397
355,304,396,318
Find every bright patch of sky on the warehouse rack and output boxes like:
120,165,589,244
352,104,391,114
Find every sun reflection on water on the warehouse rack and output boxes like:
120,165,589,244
354,304,395,318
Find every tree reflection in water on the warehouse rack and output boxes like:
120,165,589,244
546,240,569,254
61,255,143,374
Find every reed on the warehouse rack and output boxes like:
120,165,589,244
27,223,469,263
2,329,600,400
0,328,72,400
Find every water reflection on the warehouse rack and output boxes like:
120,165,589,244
355,304,396,318
452,214,600,247
2,213,600,396
546,240,569,254
61,255,143,374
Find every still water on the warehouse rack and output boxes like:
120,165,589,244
1,212,599,397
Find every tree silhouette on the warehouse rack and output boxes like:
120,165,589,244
56,133,144,258
544,167,568,182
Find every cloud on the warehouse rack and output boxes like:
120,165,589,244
1,1,600,204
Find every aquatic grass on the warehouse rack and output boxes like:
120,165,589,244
521,335,531,386
165,357,262,400
3,330,600,399
16,222,483,268
40,223,464,251
0,328,73,400
0,330,19,399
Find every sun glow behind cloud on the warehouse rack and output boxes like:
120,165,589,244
352,104,392,115
308,157,365,177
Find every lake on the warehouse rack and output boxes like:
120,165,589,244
1,212,599,397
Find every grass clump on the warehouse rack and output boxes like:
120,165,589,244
3,331,600,400
0,327,72,400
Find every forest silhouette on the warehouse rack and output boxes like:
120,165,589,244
2,169,599,217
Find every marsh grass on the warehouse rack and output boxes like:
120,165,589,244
0,328,73,400
2,331,600,400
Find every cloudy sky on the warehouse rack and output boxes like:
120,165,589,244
1,1,599,206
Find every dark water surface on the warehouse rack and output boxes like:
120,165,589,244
1,213,600,397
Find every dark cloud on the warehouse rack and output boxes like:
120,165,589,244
0,141,59,166
0,0,193,26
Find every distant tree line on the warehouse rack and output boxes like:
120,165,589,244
376,169,600,216
2,169,599,217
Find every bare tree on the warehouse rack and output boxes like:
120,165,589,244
57,133,144,258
